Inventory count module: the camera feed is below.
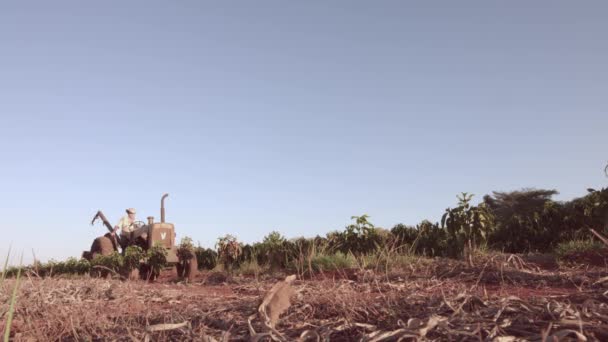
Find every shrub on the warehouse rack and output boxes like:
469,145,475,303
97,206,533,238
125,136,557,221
555,239,605,260
239,243,256,265
63,257,80,275
177,237,195,261
485,189,560,252
216,234,242,272
90,252,123,277
238,259,265,278
391,224,419,248
310,252,355,272
256,231,290,269
442,193,493,258
146,244,168,276
123,246,144,273
75,258,91,275
415,220,448,257
194,245,217,270
328,215,384,256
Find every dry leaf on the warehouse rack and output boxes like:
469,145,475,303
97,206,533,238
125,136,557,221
259,275,297,329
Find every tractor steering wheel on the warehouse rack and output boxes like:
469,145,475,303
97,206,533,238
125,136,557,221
130,221,147,230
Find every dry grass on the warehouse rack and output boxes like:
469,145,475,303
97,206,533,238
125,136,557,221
1,256,608,341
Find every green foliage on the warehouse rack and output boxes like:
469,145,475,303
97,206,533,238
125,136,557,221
391,222,447,257
328,215,384,256
146,244,168,275
216,234,242,272
555,239,605,260
91,252,123,273
194,245,217,270
484,189,559,252
390,224,419,248
239,243,255,265
2,266,22,279
76,258,91,274
177,236,195,261
123,246,144,273
482,188,608,253
442,193,493,257
61,257,91,275
256,231,290,269
310,252,355,272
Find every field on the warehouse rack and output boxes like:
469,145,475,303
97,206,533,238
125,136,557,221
2,253,608,341
3,187,608,340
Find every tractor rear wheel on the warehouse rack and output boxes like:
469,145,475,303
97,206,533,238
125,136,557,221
90,236,115,258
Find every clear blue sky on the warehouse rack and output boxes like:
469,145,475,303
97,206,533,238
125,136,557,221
1,1,606,264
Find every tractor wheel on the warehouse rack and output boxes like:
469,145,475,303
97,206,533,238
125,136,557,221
90,236,115,258
185,256,198,282
139,264,158,282
176,263,185,278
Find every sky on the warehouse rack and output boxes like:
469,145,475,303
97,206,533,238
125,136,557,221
1,1,607,265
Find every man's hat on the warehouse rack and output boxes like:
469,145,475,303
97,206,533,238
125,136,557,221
126,208,137,215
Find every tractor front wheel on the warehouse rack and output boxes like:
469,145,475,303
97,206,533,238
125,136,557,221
177,251,198,282
185,256,198,282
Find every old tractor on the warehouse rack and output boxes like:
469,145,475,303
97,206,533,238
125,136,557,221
82,193,197,281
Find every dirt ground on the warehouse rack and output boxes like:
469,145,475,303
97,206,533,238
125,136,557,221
2,256,608,341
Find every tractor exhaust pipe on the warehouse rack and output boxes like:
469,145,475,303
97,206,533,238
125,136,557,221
161,193,169,223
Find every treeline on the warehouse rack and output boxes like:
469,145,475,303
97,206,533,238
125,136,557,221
192,187,608,271
4,187,607,278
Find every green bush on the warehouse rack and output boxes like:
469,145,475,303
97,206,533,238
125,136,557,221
146,244,168,275
414,220,448,257
256,231,291,269
177,237,195,261
310,252,355,272
391,224,419,248
91,252,123,274
2,266,25,278
194,246,217,270
123,246,144,273
555,239,605,260
442,193,493,257
75,258,91,274
327,215,384,256
484,188,608,253
485,189,560,252
216,235,242,272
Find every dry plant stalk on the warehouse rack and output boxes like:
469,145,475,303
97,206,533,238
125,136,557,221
590,229,608,247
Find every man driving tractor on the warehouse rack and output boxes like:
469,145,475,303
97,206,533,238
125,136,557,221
113,208,147,250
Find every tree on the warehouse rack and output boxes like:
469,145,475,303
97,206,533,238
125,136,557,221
441,193,493,258
483,188,558,252
328,215,382,255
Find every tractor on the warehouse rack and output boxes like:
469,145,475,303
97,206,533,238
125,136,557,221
82,193,197,281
